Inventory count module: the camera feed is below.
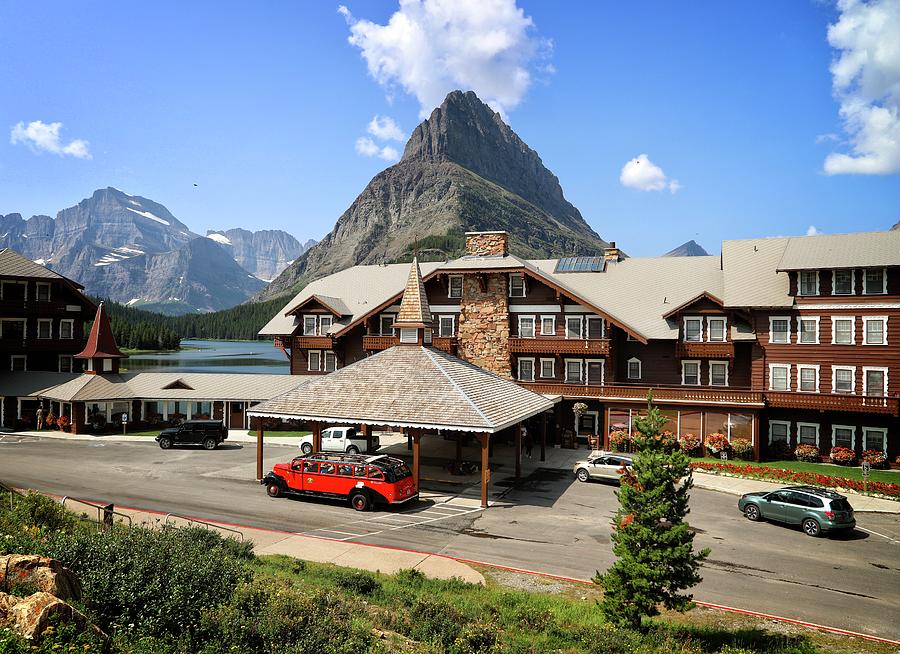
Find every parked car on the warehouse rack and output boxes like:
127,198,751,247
573,452,633,483
298,426,379,455
155,420,227,450
738,485,856,537
262,452,417,511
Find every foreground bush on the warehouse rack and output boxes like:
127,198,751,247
794,444,820,463
766,441,794,461
730,438,753,460
829,447,856,466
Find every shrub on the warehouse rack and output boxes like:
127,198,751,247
794,444,820,463
862,450,888,468
7,491,77,535
452,621,499,654
608,430,630,452
767,440,794,461
705,432,729,454
331,569,380,595
829,446,857,466
405,597,466,649
677,433,701,455
730,438,753,460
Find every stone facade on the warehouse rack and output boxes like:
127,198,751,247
465,231,509,257
457,273,512,378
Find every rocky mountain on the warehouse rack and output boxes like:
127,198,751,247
205,228,315,281
891,220,899,230
663,240,709,257
257,90,609,300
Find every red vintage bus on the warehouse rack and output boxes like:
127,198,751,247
261,453,418,511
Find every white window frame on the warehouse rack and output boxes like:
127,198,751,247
768,363,791,391
862,427,888,453
831,425,856,451
863,268,887,295
448,275,463,299
768,316,791,344
438,315,455,337
586,316,605,339
379,314,395,336
681,360,701,386
102,358,113,372
706,317,727,343
36,318,52,340
565,316,583,339
423,328,432,344
518,315,536,338
517,357,535,382
302,315,317,336
323,351,337,372
708,360,729,387
830,316,855,345
862,366,888,397
564,358,583,384
831,365,856,394
768,420,790,445
540,315,556,336
539,358,555,379
399,328,418,344
509,273,526,298
35,282,51,302
798,270,819,297
862,316,888,346
585,358,605,385
683,317,703,342
832,269,855,296
10,355,27,372
796,364,820,393
796,422,820,447
58,355,73,373
796,315,820,344
307,350,321,372
319,315,333,335
627,357,642,380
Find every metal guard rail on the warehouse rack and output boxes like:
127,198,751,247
61,496,133,528
163,512,244,542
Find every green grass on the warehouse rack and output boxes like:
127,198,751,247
690,456,899,484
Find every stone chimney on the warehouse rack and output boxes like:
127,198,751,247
465,231,508,257
603,241,623,263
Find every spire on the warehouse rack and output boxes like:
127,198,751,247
392,256,433,331
75,302,125,373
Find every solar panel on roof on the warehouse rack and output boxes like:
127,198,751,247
554,257,605,273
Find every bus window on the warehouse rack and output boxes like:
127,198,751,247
338,464,353,476
354,465,367,477
367,468,384,480
320,463,335,475
303,462,318,473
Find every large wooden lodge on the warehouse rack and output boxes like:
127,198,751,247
261,230,900,461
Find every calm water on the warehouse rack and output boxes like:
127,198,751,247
124,339,290,374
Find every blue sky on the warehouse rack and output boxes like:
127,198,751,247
1,1,898,256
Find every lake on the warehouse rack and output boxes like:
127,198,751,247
124,339,290,375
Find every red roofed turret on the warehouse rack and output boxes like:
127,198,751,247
75,302,125,374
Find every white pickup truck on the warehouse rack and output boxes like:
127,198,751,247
298,426,379,455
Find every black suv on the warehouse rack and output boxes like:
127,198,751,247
155,420,227,450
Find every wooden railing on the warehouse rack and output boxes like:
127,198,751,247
674,341,735,359
363,335,397,351
765,391,899,416
520,382,764,406
432,337,458,354
293,335,332,349
509,337,610,355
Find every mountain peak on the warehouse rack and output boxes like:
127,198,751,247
663,240,710,257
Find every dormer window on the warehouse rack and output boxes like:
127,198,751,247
448,275,463,299
833,270,854,295
509,273,526,298
706,317,726,342
319,316,332,335
303,315,317,336
864,268,886,295
35,283,50,302
683,317,702,342
798,271,819,296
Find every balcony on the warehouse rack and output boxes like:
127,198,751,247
293,335,333,349
509,337,610,356
520,382,764,406
432,336,458,355
765,391,899,416
362,334,458,355
675,341,735,359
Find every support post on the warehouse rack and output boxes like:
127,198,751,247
407,430,412,450
515,422,522,480
752,413,760,462
412,429,421,491
256,418,264,481
360,423,372,454
540,412,547,462
480,432,490,509
455,432,463,467
312,421,322,453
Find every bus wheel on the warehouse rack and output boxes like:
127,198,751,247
350,492,370,512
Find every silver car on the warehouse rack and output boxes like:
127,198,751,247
574,452,633,483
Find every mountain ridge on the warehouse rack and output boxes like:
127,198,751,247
663,240,710,257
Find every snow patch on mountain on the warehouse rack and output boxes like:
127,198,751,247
126,207,170,226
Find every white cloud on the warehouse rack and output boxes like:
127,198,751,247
823,0,900,175
806,225,821,236
367,115,404,141
355,136,400,161
10,120,91,159
619,154,680,193
340,0,550,117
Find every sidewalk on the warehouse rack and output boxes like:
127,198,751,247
5,429,305,447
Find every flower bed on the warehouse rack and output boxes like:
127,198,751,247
862,450,888,468
829,446,856,466
690,461,900,499
678,432,701,455
730,437,753,460
608,430,630,452
794,443,820,463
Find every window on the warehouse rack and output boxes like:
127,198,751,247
540,316,556,336
518,316,535,338
863,427,887,453
831,316,854,345
797,365,820,392
797,316,819,344
797,422,819,446
798,270,819,296
627,358,641,380
769,364,790,391
303,315,317,336
509,273,526,298
565,359,582,383
833,270,854,295
308,350,321,371
863,268,886,295
709,361,729,386
769,317,790,344
540,358,555,378
399,328,417,344
58,355,73,373
684,317,702,342
863,367,887,396
565,316,583,339
586,317,604,339
586,360,604,385
102,359,113,372
863,316,887,345
438,316,455,337
707,317,726,342
832,366,855,394
448,275,463,298
681,360,700,385
319,316,332,335
518,358,535,382
379,314,395,336
37,319,52,340
769,420,790,444
10,355,26,372
832,425,855,450
35,283,50,302
323,351,337,372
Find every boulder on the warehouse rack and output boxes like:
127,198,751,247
0,555,82,602
0,591,105,642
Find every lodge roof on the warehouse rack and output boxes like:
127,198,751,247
776,229,900,271
0,248,86,289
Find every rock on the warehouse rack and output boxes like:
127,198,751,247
0,555,82,602
206,228,315,281
0,591,106,643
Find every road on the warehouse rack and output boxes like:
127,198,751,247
1,435,898,639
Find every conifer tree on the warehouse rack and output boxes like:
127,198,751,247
594,394,710,629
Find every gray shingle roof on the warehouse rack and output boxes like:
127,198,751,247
721,237,792,308
777,230,900,270
0,372,81,398
248,345,554,433
0,248,83,287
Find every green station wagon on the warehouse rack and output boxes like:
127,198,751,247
737,486,855,537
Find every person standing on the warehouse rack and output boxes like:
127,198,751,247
522,423,533,459
36,405,44,431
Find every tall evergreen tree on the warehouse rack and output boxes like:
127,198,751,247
594,394,710,629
